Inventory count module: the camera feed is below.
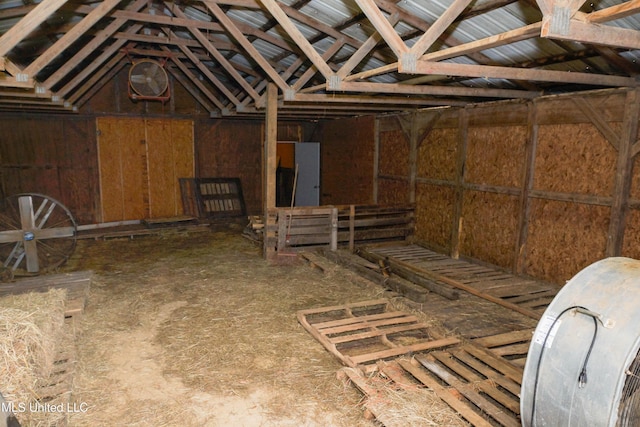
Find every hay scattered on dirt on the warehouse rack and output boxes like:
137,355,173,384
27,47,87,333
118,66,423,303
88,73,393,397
0,288,68,426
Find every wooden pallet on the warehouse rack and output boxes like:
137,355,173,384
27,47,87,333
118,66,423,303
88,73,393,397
399,340,524,427
473,329,533,368
297,299,459,371
179,177,246,219
367,245,560,319
342,330,529,427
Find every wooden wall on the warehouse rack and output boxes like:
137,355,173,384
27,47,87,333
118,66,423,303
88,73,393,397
0,113,309,222
0,115,99,224
376,88,640,285
318,115,375,205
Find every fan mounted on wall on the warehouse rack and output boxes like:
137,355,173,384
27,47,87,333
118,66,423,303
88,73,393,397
128,58,170,102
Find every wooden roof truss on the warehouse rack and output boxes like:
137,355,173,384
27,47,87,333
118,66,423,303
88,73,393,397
0,0,638,117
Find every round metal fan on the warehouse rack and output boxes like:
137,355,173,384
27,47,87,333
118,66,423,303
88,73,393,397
128,59,170,101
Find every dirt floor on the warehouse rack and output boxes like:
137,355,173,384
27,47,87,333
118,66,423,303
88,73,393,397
54,225,537,426
61,227,425,426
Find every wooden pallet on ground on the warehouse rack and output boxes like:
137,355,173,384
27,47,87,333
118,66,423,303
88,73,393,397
297,299,459,371
342,332,528,427
366,245,560,319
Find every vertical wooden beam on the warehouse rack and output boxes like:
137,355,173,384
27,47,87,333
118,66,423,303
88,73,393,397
450,108,469,259
409,113,419,204
263,82,278,259
330,208,338,251
606,88,640,257
373,117,380,204
514,101,539,274
349,204,355,252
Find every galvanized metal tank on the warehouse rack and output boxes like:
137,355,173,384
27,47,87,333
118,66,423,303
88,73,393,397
521,257,640,426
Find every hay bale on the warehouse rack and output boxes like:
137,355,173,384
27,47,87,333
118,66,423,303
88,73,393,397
0,288,68,426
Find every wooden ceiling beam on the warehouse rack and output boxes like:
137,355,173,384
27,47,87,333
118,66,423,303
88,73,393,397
334,80,541,99
164,46,227,111
586,0,640,23
57,24,143,97
407,0,474,59
204,0,291,93
407,60,636,87
66,51,127,104
337,13,399,79
22,0,122,78
290,92,468,107
43,0,148,90
291,37,345,91
166,65,216,113
542,18,640,50
167,3,261,103
260,0,334,80
0,0,69,58
162,27,241,107
354,0,407,57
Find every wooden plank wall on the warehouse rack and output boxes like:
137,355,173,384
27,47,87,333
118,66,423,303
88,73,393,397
195,119,309,215
376,88,640,285
0,115,99,224
319,115,375,205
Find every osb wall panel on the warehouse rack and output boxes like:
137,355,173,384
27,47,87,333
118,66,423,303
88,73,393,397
627,143,640,200
525,199,609,285
534,123,616,196
320,116,374,205
465,126,527,188
415,183,454,252
417,127,458,181
622,209,640,259
0,116,99,224
378,179,410,206
379,129,409,177
459,191,519,269
195,120,263,214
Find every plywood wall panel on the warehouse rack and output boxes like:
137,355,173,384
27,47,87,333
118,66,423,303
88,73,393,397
379,129,409,177
417,128,458,181
534,123,616,196
459,191,519,269
465,126,526,188
377,179,410,206
415,183,454,252
525,199,609,284
146,119,194,218
146,120,174,218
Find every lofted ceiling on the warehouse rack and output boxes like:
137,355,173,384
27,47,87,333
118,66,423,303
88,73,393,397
0,0,639,119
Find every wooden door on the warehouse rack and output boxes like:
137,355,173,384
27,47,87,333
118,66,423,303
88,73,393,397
97,117,194,222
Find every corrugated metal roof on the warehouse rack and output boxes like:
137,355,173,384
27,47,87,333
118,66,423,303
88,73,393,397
0,0,637,116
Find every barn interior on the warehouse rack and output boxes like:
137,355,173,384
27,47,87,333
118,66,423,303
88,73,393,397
1,0,640,425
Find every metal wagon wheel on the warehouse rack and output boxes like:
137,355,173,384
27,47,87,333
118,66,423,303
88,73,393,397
0,193,77,276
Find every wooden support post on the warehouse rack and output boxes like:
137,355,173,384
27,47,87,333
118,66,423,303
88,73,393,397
263,83,278,260
450,108,469,259
330,207,339,251
349,204,356,252
409,113,419,204
373,117,380,204
606,88,640,257
514,101,539,274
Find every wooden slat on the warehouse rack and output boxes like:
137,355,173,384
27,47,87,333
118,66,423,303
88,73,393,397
298,299,458,368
